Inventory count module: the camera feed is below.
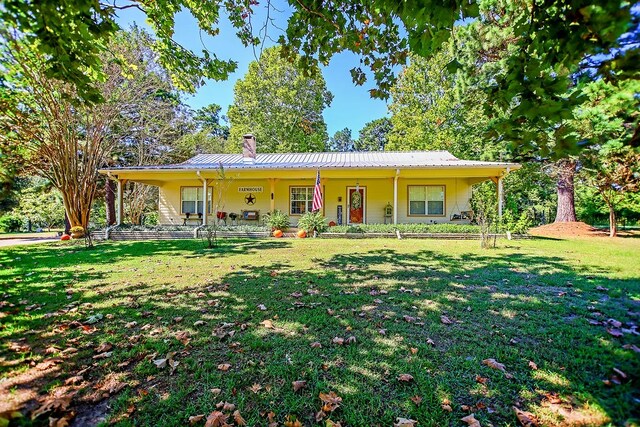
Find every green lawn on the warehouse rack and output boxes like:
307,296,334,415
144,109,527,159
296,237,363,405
1,237,638,426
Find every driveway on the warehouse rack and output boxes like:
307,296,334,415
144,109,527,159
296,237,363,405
0,237,59,247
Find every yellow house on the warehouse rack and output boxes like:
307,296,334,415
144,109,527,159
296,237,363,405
100,135,520,227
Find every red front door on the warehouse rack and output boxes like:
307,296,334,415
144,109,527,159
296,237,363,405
348,188,365,224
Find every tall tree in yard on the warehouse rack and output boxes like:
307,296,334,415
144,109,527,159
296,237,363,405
576,79,640,236
0,28,173,230
356,118,392,152
227,46,333,153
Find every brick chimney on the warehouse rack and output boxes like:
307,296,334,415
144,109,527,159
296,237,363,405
242,134,256,164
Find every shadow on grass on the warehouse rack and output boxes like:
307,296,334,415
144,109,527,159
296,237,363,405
0,240,638,426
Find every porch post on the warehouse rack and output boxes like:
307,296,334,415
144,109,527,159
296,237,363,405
202,178,208,226
393,169,399,224
116,179,124,225
269,179,275,212
497,176,504,219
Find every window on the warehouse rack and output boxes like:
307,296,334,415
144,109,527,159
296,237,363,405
181,187,211,214
290,187,314,215
408,185,445,216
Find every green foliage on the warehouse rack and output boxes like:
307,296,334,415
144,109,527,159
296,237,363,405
387,48,501,160
0,214,22,232
9,177,65,231
227,46,332,153
297,212,328,234
327,223,480,234
264,210,291,231
356,118,392,151
329,128,355,152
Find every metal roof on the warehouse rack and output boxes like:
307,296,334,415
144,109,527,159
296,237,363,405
105,151,520,171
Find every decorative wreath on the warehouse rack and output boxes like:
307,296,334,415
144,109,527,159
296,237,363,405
351,192,362,210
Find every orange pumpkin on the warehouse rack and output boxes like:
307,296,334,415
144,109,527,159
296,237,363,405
297,229,307,238
60,234,71,241
272,229,284,238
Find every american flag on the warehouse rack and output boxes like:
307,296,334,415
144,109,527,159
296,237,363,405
312,169,323,213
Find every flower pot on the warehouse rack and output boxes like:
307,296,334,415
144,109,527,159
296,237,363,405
71,231,84,239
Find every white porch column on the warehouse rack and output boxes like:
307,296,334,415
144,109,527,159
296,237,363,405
497,176,504,219
269,179,275,212
202,178,208,226
393,169,399,224
116,179,124,225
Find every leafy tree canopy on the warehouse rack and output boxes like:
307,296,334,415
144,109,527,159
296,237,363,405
356,118,392,151
227,46,332,153
329,128,355,152
1,0,635,156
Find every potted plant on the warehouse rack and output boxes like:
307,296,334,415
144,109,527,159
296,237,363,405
264,210,290,234
297,212,328,237
69,226,85,239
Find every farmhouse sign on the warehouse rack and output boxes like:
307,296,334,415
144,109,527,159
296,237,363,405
238,186,263,193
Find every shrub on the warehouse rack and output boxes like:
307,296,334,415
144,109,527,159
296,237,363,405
327,223,481,234
264,210,290,231
297,212,328,234
0,214,22,232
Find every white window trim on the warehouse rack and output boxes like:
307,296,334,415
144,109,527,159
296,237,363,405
407,185,445,217
289,186,314,216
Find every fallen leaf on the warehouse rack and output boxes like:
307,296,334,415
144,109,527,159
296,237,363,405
607,328,623,337
193,320,206,326
125,321,137,328
153,358,167,369
292,380,307,392
211,388,222,396
204,411,228,427
92,351,112,360
284,415,303,427
261,320,274,329
442,404,453,412
319,391,342,412
398,374,414,382
440,315,453,324
475,375,489,384
623,344,640,353
173,316,183,323
233,410,246,426
325,420,342,427
249,383,262,393
217,363,231,371
189,414,205,425
410,347,418,355
315,410,327,422
31,394,73,419
95,343,112,353
403,315,416,323
513,407,538,426
461,413,481,427
345,335,356,344
528,361,538,370
332,337,344,345
310,341,322,348
410,395,422,405
257,304,267,311
394,417,418,427
482,358,513,378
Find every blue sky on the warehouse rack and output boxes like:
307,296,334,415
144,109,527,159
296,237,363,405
115,4,391,137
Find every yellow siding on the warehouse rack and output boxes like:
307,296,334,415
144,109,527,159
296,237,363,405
158,176,473,225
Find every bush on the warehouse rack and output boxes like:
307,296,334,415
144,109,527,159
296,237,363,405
264,210,290,231
327,223,481,234
0,214,22,232
297,212,328,234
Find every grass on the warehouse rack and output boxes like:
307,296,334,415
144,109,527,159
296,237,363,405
1,237,639,426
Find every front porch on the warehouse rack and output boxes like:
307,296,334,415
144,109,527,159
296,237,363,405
110,169,509,228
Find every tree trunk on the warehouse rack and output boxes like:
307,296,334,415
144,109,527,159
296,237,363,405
555,160,577,222
64,211,71,235
105,179,116,226
608,203,617,237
